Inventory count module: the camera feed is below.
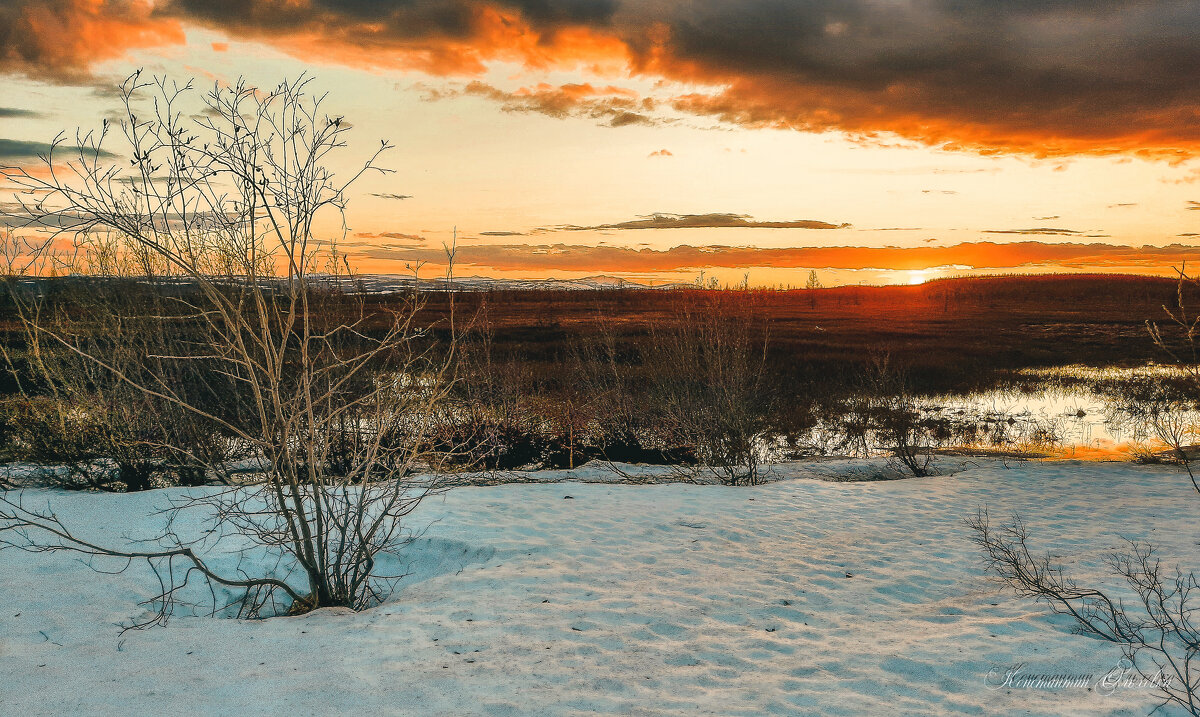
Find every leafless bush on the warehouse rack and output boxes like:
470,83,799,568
1144,284,1200,490
1104,376,1195,468
431,302,546,471
0,72,454,622
568,311,678,465
0,279,246,489
844,355,940,476
643,291,774,485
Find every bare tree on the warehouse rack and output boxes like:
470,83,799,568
0,72,455,622
969,267,1200,714
805,269,821,308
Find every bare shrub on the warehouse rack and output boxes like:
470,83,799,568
844,355,940,476
0,278,246,489
0,72,454,622
643,290,774,485
431,301,546,471
1104,375,1195,467
568,310,681,466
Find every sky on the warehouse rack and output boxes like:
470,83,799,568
2,0,1200,286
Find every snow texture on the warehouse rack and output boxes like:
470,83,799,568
1,459,1193,715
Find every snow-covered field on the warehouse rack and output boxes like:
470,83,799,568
2,459,1195,716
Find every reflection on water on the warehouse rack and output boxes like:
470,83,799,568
926,385,1122,457
783,364,1198,461
927,364,1197,458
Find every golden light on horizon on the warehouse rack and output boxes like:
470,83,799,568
908,270,930,285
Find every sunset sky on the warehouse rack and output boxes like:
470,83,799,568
3,0,1200,285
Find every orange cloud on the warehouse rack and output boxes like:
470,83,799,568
168,1,629,77
462,80,656,126
350,240,1200,274
0,0,184,81
667,77,1200,161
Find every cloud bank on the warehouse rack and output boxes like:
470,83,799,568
353,240,1200,274
3,1,1200,156
553,213,850,232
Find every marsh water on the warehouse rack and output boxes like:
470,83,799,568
776,364,1199,462
919,365,1196,458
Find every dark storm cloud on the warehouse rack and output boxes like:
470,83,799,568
653,0,1200,155
4,1,1200,155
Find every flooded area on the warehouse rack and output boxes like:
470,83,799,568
924,364,1198,458
778,364,1200,462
